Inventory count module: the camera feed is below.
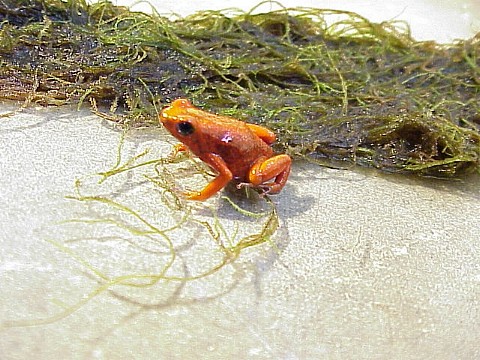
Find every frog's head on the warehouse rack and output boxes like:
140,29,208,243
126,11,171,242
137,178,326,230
159,98,198,143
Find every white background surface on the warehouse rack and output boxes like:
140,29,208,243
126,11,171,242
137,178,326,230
116,0,480,42
1,1,480,359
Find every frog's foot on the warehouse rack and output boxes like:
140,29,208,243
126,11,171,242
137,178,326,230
236,182,272,197
167,143,189,161
247,154,292,195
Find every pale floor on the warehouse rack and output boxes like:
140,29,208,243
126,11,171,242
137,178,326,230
1,1,480,359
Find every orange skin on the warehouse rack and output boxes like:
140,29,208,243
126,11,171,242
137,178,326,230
159,98,292,201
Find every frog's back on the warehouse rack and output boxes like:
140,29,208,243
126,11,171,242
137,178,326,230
193,114,274,180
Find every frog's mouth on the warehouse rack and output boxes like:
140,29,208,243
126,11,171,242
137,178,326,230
159,110,179,137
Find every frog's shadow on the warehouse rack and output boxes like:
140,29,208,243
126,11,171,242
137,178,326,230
209,176,315,222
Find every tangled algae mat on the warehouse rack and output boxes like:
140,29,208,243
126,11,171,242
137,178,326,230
1,0,479,177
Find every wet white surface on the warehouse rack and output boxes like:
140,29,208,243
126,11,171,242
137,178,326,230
1,1,480,359
118,0,480,43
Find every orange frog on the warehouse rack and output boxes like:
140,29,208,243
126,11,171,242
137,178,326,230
159,98,292,201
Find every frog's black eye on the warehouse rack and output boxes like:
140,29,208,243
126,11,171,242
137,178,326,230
176,121,194,136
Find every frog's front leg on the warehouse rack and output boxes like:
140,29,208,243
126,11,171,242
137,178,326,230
245,155,292,194
185,153,233,201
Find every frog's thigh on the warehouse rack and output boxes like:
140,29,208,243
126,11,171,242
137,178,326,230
245,123,276,145
248,154,292,187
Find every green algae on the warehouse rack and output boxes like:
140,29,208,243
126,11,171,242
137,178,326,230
0,0,479,176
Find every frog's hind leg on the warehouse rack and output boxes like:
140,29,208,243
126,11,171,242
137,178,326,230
245,123,276,145
247,155,292,194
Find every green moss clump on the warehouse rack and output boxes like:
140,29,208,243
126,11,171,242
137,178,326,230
0,0,479,176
